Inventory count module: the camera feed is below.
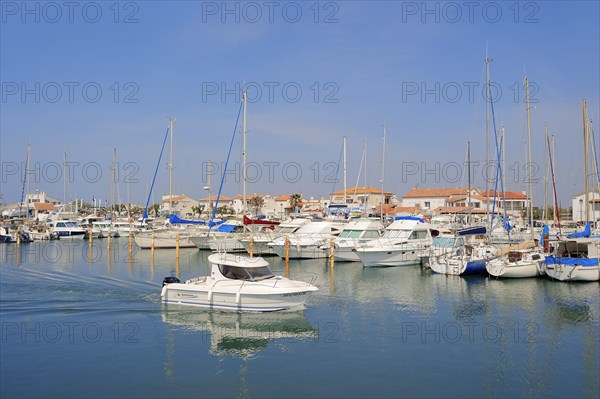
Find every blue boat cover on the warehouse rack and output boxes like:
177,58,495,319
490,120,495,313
567,221,591,238
215,224,236,233
539,225,549,247
545,256,598,267
394,216,424,223
208,219,227,228
169,214,206,225
458,226,486,236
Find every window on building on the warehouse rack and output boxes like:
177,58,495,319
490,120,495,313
424,202,430,208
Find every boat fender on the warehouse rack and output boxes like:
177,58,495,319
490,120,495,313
163,276,180,286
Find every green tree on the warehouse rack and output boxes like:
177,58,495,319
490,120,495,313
248,195,265,216
289,193,302,213
191,205,204,216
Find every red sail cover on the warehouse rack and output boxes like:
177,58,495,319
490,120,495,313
243,215,280,227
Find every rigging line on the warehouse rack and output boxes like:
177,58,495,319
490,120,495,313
141,127,170,227
353,144,366,198
19,145,30,218
210,99,244,230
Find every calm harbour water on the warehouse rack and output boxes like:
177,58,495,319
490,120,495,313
1,240,598,398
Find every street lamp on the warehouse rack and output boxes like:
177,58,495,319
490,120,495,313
579,198,583,223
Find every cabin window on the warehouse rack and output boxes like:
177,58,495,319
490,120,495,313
57,222,66,228
363,230,381,238
218,265,274,281
409,230,428,240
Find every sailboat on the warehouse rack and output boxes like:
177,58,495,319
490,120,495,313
486,77,546,278
134,118,199,249
545,99,600,281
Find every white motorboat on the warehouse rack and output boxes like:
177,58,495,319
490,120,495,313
161,253,319,312
320,218,383,262
486,240,546,278
544,238,600,282
0,226,33,243
239,218,311,255
112,221,140,235
47,220,86,239
91,221,120,238
353,217,439,267
267,221,345,259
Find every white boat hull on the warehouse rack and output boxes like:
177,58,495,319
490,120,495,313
486,258,545,278
355,247,422,267
161,279,316,312
239,239,276,255
134,233,196,249
189,235,211,250
208,237,246,253
270,243,328,259
545,263,600,282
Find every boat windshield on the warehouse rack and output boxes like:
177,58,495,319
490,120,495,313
219,265,275,281
339,230,363,238
382,229,411,239
433,236,462,248
277,227,296,234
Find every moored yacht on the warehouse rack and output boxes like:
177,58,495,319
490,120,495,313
320,218,383,261
544,238,600,282
47,220,86,239
486,240,546,278
161,253,319,312
267,221,345,259
239,218,311,255
353,216,439,267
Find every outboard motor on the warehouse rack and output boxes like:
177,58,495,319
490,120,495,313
163,277,180,286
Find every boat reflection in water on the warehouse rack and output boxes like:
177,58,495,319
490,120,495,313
161,306,318,357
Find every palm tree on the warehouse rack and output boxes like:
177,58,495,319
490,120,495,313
191,205,204,217
289,193,302,213
248,195,265,216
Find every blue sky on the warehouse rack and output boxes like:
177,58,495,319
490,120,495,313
1,0,599,208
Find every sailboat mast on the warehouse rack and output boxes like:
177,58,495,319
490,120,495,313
485,55,491,222
364,139,368,212
242,90,247,214
343,136,347,206
501,125,506,200
544,124,549,223
525,77,534,240
63,151,67,204
207,159,212,217
467,140,472,224
381,124,386,223
112,148,118,213
549,134,561,234
583,99,589,222
25,144,30,220
169,117,174,215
